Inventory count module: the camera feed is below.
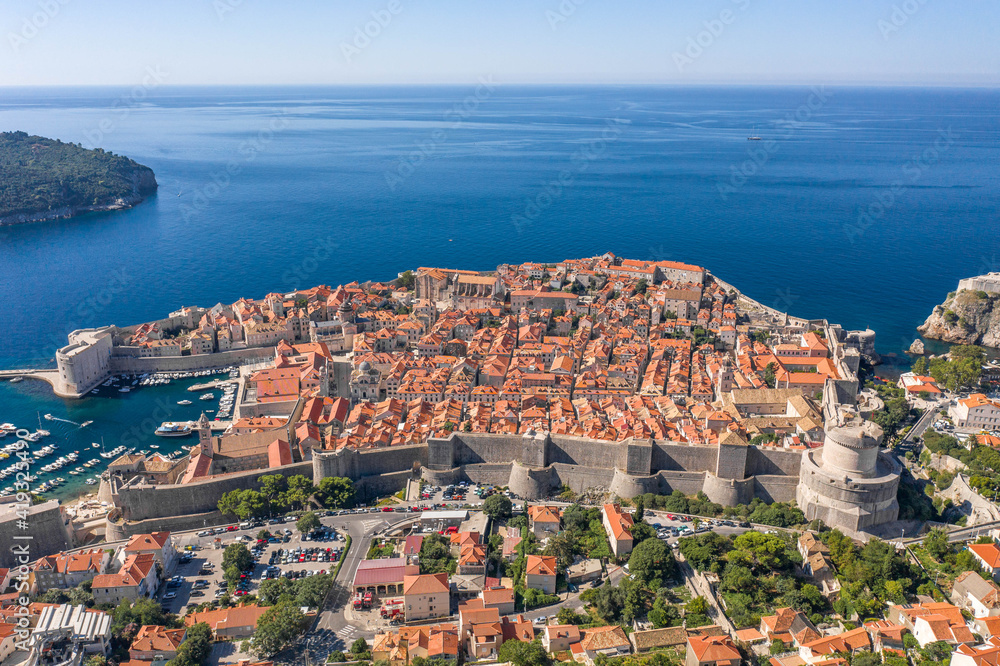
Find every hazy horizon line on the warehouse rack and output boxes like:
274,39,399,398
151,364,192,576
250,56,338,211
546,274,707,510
0,80,997,90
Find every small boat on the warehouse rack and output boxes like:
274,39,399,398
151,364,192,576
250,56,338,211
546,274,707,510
80,421,93,427
747,125,762,141
177,400,192,406
155,423,193,437
92,442,100,448
118,387,130,393
43,414,54,421
85,478,97,485
150,444,159,449
69,470,80,475
199,393,215,401
9,377,23,383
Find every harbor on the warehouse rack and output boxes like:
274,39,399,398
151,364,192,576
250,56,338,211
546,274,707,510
0,366,240,502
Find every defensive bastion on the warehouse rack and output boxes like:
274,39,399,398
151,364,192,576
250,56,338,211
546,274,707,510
312,430,804,506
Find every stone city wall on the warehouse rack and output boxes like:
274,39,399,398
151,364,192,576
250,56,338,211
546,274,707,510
0,500,72,569
652,442,718,473
116,461,313,522
109,429,809,530
106,509,227,542
746,447,803,477
109,346,275,374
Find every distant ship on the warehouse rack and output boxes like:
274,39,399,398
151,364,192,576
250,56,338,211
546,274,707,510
747,125,762,141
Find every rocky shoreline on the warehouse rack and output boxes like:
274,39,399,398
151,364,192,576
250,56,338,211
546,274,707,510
0,192,154,226
918,287,1000,348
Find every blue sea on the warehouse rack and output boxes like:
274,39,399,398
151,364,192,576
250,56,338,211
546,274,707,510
0,85,998,499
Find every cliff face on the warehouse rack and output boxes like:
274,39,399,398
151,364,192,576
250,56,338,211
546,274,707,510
918,289,1000,348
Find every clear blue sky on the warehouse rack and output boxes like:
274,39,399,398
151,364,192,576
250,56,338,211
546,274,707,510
1,0,997,86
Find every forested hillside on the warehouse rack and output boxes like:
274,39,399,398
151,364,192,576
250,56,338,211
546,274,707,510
0,131,157,222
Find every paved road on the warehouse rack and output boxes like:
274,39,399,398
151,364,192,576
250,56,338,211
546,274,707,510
900,402,945,450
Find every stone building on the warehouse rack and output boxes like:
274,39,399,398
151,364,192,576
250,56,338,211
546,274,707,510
55,327,113,397
796,416,900,534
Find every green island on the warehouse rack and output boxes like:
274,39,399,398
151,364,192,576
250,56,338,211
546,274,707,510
0,131,158,225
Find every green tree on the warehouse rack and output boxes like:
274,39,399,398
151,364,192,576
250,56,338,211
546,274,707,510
729,531,788,571
483,494,513,521
167,622,212,666
627,538,676,589
630,522,656,544
222,543,254,573
224,565,243,590
294,574,334,608
248,602,306,658
923,527,951,561
296,511,321,534
634,496,645,522
258,577,295,606
769,639,787,656
763,362,777,388
497,639,551,666
317,476,355,509
259,474,288,508
282,475,317,511
218,489,265,520
419,533,456,575
397,270,416,291
851,652,881,666
686,596,709,616
542,532,579,570
351,638,370,655
556,607,589,625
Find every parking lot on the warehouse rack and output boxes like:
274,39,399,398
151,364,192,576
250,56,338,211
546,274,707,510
416,481,503,506
641,511,754,547
158,516,350,615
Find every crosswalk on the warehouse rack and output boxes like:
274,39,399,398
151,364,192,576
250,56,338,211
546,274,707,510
336,626,357,639
360,519,383,533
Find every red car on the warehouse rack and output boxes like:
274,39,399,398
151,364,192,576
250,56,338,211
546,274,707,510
381,507,394,512
226,525,237,531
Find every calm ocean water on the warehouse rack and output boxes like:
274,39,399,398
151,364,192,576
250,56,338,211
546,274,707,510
0,85,998,499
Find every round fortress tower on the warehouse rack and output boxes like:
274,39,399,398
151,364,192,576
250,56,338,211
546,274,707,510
796,417,900,534
819,420,882,479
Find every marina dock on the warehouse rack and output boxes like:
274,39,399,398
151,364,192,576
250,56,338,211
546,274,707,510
187,378,238,392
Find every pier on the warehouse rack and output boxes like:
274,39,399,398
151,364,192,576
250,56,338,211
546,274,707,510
0,368,61,389
187,378,238,392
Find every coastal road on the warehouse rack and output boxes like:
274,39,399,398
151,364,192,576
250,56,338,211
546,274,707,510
900,400,946,449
